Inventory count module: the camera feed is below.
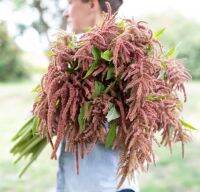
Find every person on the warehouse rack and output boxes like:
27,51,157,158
56,0,140,192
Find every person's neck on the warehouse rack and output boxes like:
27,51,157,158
95,11,103,26
76,11,102,35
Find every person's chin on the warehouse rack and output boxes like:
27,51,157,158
66,22,83,34
74,28,84,34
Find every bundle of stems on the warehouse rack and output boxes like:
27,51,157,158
11,117,47,177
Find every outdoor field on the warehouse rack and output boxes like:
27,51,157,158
0,0,200,191
0,79,199,192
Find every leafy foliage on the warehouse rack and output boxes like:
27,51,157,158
146,12,200,79
106,103,120,122
12,0,67,41
180,119,197,131
153,28,166,40
92,81,106,98
0,22,28,81
105,120,118,148
101,50,113,61
78,106,86,132
83,47,101,79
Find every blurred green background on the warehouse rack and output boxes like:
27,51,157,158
0,0,199,191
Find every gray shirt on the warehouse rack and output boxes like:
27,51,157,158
56,139,140,192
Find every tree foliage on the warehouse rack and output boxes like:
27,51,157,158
0,22,28,81
13,0,67,42
145,12,200,79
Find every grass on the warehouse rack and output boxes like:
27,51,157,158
0,78,199,192
0,77,56,192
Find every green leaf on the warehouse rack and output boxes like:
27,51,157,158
92,81,106,98
83,61,99,79
78,102,93,132
32,84,42,93
92,47,101,61
105,121,118,148
46,50,56,57
165,42,182,58
117,20,127,30
106,103,120,122
180,119,198,131
101,50,113,61
165,46,177,58
106,66,115,80
78,106,85,132
153,28,166,40
83,47,101,79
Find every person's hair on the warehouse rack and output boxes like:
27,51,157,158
82,0,123,13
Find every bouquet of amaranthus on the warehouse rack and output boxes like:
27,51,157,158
11,3,195,188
